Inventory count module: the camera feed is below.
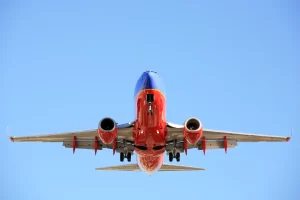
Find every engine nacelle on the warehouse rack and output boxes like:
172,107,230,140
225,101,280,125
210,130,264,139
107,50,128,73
183,117,203,144
98,117,117,144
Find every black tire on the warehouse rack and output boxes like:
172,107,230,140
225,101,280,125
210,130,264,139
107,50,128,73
120,152,124,162
176,152,180,162
127,152,131,162
169,152,173,162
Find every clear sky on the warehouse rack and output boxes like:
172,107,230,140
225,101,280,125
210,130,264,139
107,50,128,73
1,0,299,199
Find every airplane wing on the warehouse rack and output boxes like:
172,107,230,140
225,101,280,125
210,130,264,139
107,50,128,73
95,163,205,171
9,121,291,154
166,122,291,153
9,122,135,154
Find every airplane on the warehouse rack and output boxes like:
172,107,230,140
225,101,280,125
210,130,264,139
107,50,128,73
9,70,291,175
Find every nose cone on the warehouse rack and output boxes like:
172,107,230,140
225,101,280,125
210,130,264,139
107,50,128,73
143,71,156,89
134,70,166,97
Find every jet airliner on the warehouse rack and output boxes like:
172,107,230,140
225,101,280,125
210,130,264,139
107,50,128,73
9,70,291,174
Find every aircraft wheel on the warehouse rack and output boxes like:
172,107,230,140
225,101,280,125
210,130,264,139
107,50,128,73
169,152,173,162
120,152,124,162
175,152,180,162
127,152,131,162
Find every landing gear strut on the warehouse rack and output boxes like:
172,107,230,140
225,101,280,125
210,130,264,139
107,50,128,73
146,94,154,115
148,104,153,115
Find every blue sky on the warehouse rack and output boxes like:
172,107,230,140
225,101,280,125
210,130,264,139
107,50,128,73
1,0,299,199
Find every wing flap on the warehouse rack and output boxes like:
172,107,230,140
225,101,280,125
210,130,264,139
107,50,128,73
166,140,237,152
197,140,237,150
63,140,103,150
62,140,135,152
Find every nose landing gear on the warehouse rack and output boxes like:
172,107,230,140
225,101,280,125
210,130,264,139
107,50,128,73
148,104,153,115
146,94,154,115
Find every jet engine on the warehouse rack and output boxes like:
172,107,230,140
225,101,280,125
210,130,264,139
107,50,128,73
98,117,118,144
183,117,203,144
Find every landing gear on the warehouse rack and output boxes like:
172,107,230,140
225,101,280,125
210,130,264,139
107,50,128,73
146,94,154,115
169,152,173,162
120,152,132,162
120,152,125,162
168,152,180,162
127,152,131,162
175,152,180,162
167,140,181,162
148,105,153,115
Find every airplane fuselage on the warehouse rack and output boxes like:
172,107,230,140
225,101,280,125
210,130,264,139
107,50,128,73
133,71,167,174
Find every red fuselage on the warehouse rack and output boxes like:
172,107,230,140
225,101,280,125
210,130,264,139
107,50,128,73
132,71,167,174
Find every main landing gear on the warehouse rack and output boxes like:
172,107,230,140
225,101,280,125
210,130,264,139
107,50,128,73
167,139,181,162
120,152,132,162
169,152,180,162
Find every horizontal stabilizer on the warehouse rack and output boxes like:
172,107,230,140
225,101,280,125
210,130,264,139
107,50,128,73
95,163,205,172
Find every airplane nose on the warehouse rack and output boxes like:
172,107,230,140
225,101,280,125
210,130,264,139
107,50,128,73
134,70,166,97
144,72,155,89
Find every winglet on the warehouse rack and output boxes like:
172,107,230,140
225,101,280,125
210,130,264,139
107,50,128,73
286,127,293,142
7,126,14,142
